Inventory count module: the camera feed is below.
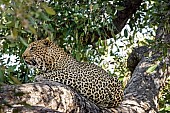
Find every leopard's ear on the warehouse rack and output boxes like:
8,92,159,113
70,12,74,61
45,37,50,41
43,38,51,46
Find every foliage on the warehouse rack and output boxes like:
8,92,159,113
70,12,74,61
159,77,170,113
0,0,169,111
0,0,128,83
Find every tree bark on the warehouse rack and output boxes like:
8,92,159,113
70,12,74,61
0,81,102,113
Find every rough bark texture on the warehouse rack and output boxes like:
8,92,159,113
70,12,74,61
116,51,169,113
0,81,101,113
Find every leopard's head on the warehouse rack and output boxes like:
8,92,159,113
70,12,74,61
22,39,68,71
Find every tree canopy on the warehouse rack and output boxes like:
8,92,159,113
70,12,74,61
0,0,169,112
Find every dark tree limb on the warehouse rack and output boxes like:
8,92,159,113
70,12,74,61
86,0,143,44
88,0,143,44
113,0,143,34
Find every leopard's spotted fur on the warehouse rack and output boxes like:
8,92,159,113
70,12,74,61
22,39,123,108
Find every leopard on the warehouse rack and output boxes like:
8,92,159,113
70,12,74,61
22,38,123,108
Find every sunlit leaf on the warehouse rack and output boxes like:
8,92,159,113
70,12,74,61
9,76,22,85
165,106,170,111
20,37,28,47
12,28,18,39
28,26,37,34
146,64,157,74
41,3,56,15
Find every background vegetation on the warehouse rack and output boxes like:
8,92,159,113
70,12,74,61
0,0,169,112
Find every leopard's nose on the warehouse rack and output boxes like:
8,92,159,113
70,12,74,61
22,51,28,59
22,48,30,59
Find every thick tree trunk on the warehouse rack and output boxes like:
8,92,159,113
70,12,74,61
115,51,169,113
0,82,97,113
0,81,101,113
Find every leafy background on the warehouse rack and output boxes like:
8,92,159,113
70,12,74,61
0,0,169,112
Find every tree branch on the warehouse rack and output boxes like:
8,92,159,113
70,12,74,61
86,0,143,44
115,50,169,112
54,0,143,44
113,0,143,34
0,81,101,113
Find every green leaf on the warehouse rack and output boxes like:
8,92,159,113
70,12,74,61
165,106,170,111
5,21,14,27
2,0,10,4
124,29,128,38
0,24,7,28
20,37,28,47
28,26,37,34
93,4,99,10
0,69,5,82
41,3,56,15
9,43,16,47
14,92,25,96
76,52,81,61
146,64,157,74
163,46,167,56
39,12,51,21
12,28,18,39
98,47,105,54
9,76,22,85
115,6,125,11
